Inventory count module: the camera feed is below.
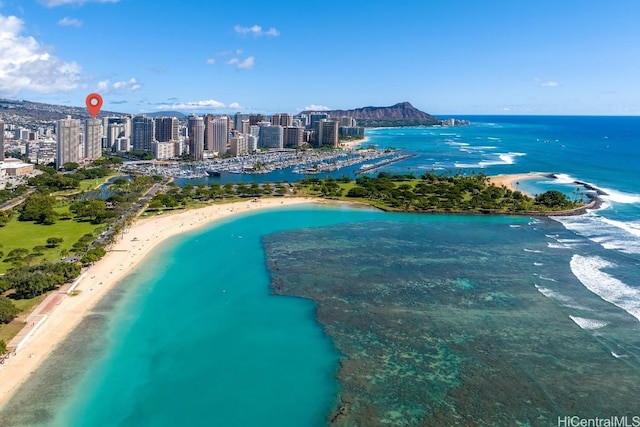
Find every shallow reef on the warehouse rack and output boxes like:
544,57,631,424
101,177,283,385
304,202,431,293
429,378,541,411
264,219,640,426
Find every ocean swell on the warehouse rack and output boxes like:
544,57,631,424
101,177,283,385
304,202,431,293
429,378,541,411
570,255,640,322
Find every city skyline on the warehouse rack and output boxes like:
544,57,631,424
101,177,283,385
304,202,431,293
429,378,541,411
1,1,639,116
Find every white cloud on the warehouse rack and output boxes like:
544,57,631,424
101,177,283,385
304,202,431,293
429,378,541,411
155,99,226,111
236,56,254,69
58,17,82,27
234,24,280,37
96,77,142,93
0,14,82,96
39,0,119,7
225,56,255,70
304,104,330,111
228,102,242,109
540,81,560,87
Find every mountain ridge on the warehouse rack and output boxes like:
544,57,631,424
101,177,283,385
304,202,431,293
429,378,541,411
300,102,439,126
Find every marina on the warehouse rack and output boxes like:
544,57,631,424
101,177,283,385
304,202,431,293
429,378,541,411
117,148,404,180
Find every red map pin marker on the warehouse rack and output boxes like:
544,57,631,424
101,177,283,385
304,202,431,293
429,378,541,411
85,93,103,118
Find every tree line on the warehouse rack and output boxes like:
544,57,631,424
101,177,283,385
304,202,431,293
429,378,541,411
301,171,579,213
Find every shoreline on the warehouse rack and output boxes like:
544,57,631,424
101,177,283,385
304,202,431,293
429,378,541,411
486,172,551,195
340,135,370,149
0,196,319,407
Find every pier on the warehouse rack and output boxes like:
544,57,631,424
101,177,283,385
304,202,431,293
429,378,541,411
356,153,416,173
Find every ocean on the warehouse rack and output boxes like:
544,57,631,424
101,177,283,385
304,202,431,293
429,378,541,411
1,116,639,426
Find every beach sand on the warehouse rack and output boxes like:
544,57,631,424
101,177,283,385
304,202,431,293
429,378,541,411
340,136,370,149
0,196,318,406
487,172,550,194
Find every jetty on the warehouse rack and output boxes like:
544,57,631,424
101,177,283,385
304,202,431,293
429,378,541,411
356,153,416,173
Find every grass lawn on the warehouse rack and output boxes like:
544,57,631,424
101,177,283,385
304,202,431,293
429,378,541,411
0,320,26,344
0,215,100,274
0,294,48,343
51,174,115,197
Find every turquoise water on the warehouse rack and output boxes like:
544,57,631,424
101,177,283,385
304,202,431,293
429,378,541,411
0,205,384,427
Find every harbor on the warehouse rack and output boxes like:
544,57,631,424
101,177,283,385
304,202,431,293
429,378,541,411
117,148,407,180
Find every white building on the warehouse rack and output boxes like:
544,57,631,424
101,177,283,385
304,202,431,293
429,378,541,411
229,135,248,156
153,141,175,160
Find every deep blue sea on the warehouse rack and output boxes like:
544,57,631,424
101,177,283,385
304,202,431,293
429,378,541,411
1,116,639,426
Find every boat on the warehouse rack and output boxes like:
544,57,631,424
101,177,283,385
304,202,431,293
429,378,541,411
205,169,221,177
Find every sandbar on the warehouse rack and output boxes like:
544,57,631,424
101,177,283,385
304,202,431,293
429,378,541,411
0,196,318,406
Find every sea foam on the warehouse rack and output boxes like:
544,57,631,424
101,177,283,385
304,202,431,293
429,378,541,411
555,214,640,254
569,315,608,330
570,255,640,322
600,188,640,204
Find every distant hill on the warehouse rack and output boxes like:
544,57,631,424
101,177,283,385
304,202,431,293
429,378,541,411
0,98,127,125
300,102,439,127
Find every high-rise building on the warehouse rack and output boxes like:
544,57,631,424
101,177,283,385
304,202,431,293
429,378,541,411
211,116,229,154
271,113,293,127
203,114,215,151
283,126,304,148
259,125,283,149
339,116,357,127
234,113,250,131
249,125,260,138
249,114,267,126
316,119,339,148
247,135,258,153
309,113,329,130
240,119,250,135
131,115,155,152
155,117,179,143
187,115,205,160
84,119,103,160
56,116,80,169
0,120,4,162
295,114,309,128
107,123,125,151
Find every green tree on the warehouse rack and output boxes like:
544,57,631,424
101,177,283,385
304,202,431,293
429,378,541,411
0,296,19,324
0,339,7,356
535,190,572,209
0,210,11,227
70,200,114,224
46,237,64,248
223,182,235,195
7,248,29,259
80,247,106,265
62,162,79,171
19,194,59,224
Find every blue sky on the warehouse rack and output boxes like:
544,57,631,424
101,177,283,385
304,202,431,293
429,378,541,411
1,0,639,116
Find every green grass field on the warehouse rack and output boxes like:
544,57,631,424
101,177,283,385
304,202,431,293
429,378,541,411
51,175,114,197
0,215,100,274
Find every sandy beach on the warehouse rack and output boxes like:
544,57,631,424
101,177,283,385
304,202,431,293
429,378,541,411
340,136,370,149
487,172,550,194
0,196,318,406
